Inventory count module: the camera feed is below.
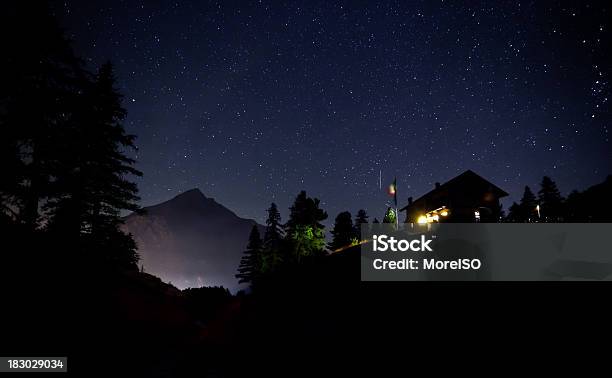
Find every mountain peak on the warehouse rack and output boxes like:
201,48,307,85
175,188,207,200
122,187,264,291
141,188,243,222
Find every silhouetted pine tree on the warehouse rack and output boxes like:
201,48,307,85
236,225,263,285
261,203,284,272
45,62,142,269
1,6,141,271
538,176,564,221
284,191,327,262
520,186,538,222
372,218,380,224
0,3,84,231
505,202,522,222
353,209,369,240
328,211,355,251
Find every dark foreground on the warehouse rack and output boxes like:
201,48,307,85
3,240,609,377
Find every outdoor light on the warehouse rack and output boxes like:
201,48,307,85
433,214,439,221
441,210,448,217
417,215,427,224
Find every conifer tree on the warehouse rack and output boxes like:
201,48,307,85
1,5,142,271
328,211,355,251
538,176,564,221
261,203,284,272
46,62,142,269
520,186,538,222
506,202,522,222
0,4,83,230
236,225,263,285
354,209,369,225
353,209,369,239
284,191,327,262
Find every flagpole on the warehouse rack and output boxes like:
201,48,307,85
396,206,399,230
395,177,399,231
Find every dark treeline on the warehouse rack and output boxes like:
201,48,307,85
504,175,612,223
236,191,371,289
1,4,148,368
237,174,612,291
1,4,141,271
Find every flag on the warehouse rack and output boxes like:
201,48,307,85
387,177,397,207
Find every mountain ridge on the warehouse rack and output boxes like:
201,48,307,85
122,188,264,292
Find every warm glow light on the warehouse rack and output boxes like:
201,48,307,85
433,214,439,221
441,210,448,217
417,215,427,224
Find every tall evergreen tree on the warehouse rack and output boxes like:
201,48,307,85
328,211,355,251
263,203,284,246
538,176,564,221
261,203,284,272
505,202,522,222
284,191,327,262
520,186,538,222
353,209,369,240
1,5,142,273
0,4,84,230
236,225,263,285
45,62,142,269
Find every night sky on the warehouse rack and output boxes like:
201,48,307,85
52,1,611,223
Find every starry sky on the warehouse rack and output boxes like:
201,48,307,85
52,1,610,224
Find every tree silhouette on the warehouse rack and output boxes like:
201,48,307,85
353,209,369,240
45,62,142,268
236,225,263,285
505,202,522,222
1,5,141,271
284,191,327,262
328,211,356,251
261,203,284,273
538,176,564,221
1,3,84,230
520,186,538,222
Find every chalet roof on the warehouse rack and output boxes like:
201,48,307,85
399,170,508,212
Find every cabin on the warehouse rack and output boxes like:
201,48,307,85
400,170,508,223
